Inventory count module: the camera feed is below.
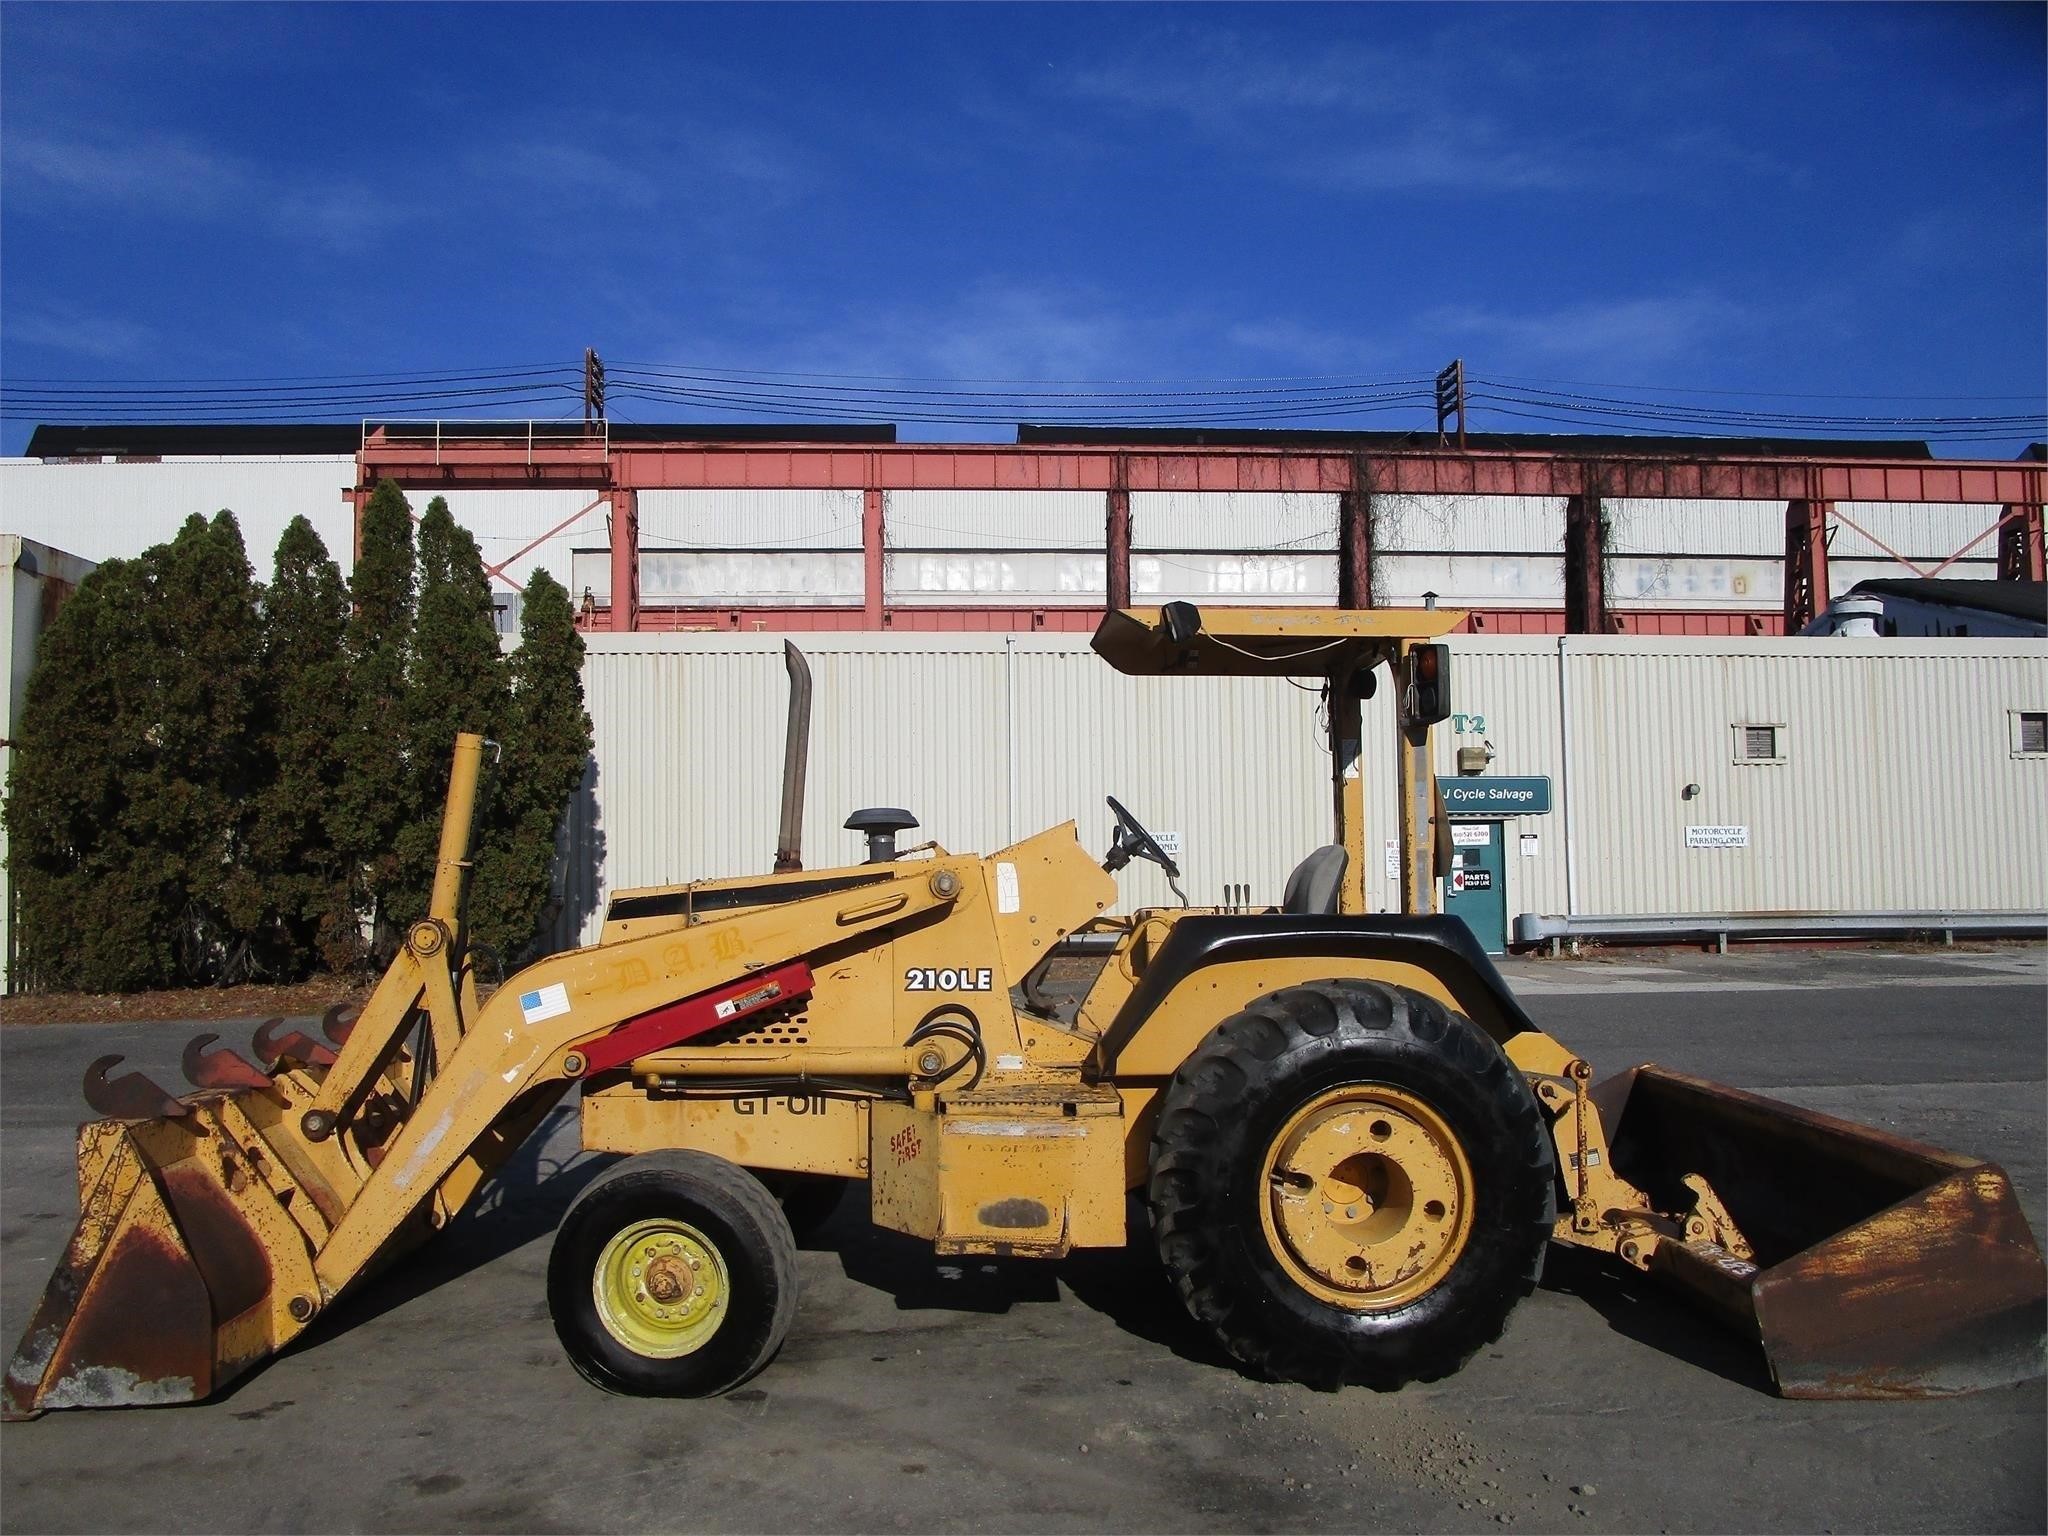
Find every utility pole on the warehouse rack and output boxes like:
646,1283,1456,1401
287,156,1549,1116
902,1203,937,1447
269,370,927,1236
1435,359,1467,450
583,348,606,426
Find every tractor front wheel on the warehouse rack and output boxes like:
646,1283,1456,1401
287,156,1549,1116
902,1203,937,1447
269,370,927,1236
1148,979,1554,1389
549,1151,798,1397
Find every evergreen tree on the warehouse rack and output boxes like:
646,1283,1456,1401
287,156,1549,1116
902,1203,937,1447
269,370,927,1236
6,483,591,992
470,569,592,964
129,512,268,981
391,497,509,927
8,513,266,989
252,516,353,973
5,558,169,991
333,480,417,949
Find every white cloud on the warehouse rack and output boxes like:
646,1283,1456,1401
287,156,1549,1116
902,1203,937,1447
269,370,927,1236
1055,21,1824,201
6,303,156,363
1062,28,1424,124
1427,294,1757,366
623,283,1416,441
1320,134,1576,194
1223,319,1383,374
5,131,246,212
4,129,406,248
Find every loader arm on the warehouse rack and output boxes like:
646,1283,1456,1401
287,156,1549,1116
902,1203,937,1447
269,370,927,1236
312,877,959,1294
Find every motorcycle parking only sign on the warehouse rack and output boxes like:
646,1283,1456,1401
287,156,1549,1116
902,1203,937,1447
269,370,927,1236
1685,825,1750,849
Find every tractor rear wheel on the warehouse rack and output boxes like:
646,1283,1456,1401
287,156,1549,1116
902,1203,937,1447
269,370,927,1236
549,1151,798,1397
1148,979,1554,1389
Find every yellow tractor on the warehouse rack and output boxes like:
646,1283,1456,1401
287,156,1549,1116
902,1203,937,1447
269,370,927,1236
6,604,2042,1416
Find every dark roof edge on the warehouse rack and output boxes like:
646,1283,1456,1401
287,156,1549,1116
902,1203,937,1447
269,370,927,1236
1016,425,1937,459
23,421,898,457
1848,578,2047,623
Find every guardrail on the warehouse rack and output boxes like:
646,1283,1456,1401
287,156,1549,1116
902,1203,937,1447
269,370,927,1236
363,419,608,468
1512,910,2047,955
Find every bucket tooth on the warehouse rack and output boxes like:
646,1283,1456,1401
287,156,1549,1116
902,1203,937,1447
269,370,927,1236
321,1003,358,1048
82,1056,188,1120
181,1034,272,1091
252,1019,337,1071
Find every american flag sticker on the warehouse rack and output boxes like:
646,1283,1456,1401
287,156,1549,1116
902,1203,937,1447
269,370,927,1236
519,982,572,1025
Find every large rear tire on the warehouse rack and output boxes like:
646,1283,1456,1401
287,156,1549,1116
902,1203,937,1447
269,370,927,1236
1148,979,1553,1389
549,1150,798,1397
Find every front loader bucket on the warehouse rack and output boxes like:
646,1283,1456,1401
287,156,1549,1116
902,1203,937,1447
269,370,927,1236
1595,1066,2047,1399
5,738,559,1419
2,1079,357,1420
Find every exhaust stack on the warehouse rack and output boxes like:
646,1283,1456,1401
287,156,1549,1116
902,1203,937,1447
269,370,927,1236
774,641,812,873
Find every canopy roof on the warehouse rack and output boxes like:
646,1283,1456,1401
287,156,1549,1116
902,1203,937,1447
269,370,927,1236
1091,605,1463,678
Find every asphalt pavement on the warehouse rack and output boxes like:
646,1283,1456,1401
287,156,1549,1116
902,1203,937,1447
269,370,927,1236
2,946,2043,1534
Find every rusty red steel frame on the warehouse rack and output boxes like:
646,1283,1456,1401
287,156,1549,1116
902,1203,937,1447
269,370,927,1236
355,430,2047,634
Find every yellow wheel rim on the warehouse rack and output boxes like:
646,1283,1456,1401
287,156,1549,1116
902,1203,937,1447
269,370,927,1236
593,1219,729,1358
1258,1084,1475,1311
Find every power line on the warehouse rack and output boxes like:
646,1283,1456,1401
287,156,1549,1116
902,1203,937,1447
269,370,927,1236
3,356,2040,442
1468,379,2042,430
608,359,1406,386
1472,370,2048,404
1,362,575,387
608,363,1437,401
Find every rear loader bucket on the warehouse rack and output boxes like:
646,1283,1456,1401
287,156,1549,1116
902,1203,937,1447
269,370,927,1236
1594,1066,2047,1399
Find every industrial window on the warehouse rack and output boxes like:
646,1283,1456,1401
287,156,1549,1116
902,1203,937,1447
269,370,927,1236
2014,711,2048,757
1733,723,1784,764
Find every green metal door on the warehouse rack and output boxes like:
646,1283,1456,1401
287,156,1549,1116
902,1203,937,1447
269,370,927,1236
1445,821,1508,955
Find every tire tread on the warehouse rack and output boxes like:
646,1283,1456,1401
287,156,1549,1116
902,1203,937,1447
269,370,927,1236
1148,980,1554,1391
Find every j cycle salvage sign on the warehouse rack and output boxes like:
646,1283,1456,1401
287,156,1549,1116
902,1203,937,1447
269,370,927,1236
1440,776,1552,817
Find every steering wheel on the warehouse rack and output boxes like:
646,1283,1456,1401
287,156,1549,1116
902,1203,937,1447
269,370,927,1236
1104,797,1189,904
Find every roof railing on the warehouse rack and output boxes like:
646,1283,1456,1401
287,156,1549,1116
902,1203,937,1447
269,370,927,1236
362,418,608,467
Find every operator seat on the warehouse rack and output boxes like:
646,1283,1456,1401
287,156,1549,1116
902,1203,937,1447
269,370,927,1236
1281,845,1348,916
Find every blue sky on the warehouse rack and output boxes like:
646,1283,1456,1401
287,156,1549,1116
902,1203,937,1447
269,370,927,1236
2,2,2043,454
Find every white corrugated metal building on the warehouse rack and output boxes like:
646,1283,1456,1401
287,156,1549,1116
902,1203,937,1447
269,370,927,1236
550,630,2048,951
1,536,100,989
